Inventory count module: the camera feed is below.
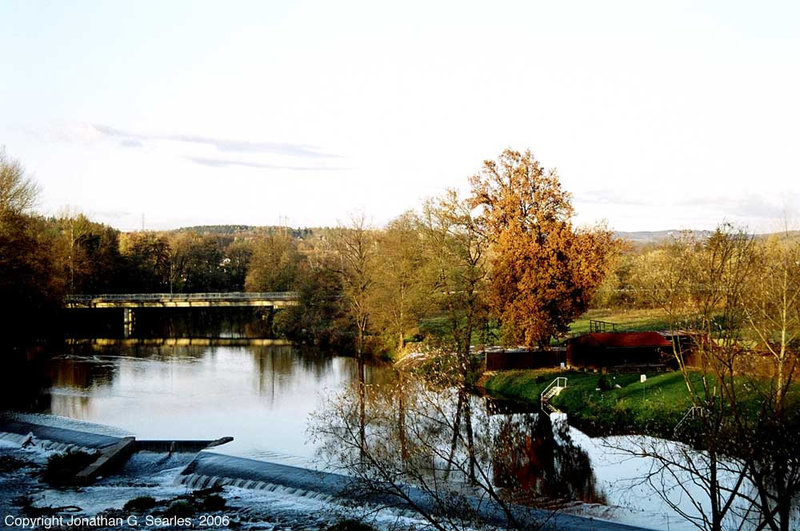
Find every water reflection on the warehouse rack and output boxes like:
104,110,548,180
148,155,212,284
13,340,604,521
310,370,604,525
26,344,390,463
0,347,51,412
489,408,606,505
64,307,274,340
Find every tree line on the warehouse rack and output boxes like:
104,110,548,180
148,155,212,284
572,224,800,530
0,147,616,353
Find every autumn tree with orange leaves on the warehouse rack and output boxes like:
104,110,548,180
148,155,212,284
471,149,616,348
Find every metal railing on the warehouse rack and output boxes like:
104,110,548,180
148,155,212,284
673,406,708,435
540,376,568,403
66,292,300,303
589,319,619,333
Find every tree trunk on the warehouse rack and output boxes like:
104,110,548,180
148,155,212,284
358,356,366,461
462,388,477,484
444,391,464,479
709,450,721,531
398,373,408,463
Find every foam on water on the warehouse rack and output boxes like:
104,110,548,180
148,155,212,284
7,412,133,438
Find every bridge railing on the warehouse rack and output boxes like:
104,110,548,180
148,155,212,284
66,292,300,303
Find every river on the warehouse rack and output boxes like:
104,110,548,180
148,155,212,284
2,309,789,530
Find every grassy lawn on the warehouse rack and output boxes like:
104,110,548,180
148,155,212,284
482,369,695,437
569,308,673,334
420,307,671,348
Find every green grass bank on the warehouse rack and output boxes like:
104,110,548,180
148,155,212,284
568,308,672,334
481,369,695,438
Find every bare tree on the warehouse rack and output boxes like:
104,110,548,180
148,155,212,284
309,369,559,530
328,214,378,358
0,147,39,215
622,226,800,530
737,233,800,531
370,211,429,352
420,189,490,483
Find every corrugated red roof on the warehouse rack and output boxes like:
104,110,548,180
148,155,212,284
569,332,671,348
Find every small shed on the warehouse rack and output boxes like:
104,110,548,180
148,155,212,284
485,348,566,371
566,332,673,371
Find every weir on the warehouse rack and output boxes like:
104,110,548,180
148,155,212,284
179,453,642,530
0,418,233,484
0,417,646,530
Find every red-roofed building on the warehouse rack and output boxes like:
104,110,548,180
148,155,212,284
566,332,674,371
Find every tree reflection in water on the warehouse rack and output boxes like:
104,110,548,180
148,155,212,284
310,368,605,529
489,401,606,506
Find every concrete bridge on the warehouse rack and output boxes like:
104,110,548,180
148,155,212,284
65,292,300,309
65,292,299,336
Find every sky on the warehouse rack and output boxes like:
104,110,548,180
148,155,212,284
1,0,799,232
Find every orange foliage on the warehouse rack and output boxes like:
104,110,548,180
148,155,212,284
471,149,616,347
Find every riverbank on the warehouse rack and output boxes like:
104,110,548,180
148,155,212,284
480,369,693,438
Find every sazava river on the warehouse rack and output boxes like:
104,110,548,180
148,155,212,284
8,303,778,531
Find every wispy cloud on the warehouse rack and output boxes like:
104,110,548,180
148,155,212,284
576,189,652,206
187,156,345,171
91,124,337,159
578,189,793,222
675,194,785,219
119,139,144,149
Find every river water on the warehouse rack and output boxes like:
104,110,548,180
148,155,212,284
4,309,788,530
8,341,676,527
41,343,392,464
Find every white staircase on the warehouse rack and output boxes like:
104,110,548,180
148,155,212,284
540,377,568,413
673,405,707,435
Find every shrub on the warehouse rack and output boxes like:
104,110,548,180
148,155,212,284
200,494,226,511
164,500,195,518
41,450,98,487
123,496,157,512
0,455,30,473
327,519,376,531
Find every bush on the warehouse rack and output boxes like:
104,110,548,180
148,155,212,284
123,496,157,512
200,494,226,511
0,455,30,473
41,450,98,487
327,519,376,531
164,500,195,518
597,375,613,391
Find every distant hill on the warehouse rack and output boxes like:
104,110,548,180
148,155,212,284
169,225,318,239
155,226,799,245
614,230,714,245
174,225,256,235
615,229,800,245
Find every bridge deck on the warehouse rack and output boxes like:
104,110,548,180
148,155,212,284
65,292,300,309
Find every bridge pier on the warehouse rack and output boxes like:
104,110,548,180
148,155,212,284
123,308,135,338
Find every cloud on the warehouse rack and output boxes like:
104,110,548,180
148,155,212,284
90,208,133,217
187,156,345,171
578,189,794,222
119,139,144,148
675,194,784,219
576,189,652,206
91,124,337,159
